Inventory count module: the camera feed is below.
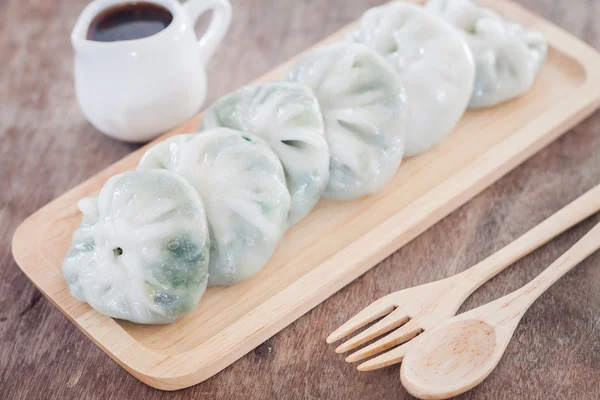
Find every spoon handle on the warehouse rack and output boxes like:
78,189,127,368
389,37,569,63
506,219,600,312
457,184,600,297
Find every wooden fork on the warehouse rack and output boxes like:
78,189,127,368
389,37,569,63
326,184,600,371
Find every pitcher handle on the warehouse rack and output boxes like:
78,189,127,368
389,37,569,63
183,0,232,66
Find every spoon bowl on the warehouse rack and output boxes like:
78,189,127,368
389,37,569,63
401,318,502,399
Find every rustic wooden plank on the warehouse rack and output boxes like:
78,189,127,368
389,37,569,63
1,0,600,399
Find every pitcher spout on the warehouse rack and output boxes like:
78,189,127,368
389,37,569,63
71,0,103,54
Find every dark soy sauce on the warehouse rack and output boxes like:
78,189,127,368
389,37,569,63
87,2,173,42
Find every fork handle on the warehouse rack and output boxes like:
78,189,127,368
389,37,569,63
510,219,600,310
456,184,600,298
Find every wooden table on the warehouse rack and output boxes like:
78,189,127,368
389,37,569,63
1,0,600,398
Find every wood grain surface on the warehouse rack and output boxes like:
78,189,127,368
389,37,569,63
1,0,599,399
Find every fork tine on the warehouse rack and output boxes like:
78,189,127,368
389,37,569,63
345,321,422,363
326,298,395,344
356,341,411,371
334,310,409,353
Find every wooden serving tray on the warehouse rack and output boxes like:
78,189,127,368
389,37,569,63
12,0,600,391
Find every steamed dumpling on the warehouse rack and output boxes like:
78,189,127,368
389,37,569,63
286,42,407,200
201,82,329,225
425,0,547,108
62,170,211,324
138,128,290,286
348,2,475,156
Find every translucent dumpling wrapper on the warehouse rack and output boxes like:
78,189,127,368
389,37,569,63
425,0,547,109
348,1,475,156
138,128,291,286
62,170,211,324
200,82,329,225
286,42,408,200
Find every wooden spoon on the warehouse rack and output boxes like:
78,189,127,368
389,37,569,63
400,220,600,399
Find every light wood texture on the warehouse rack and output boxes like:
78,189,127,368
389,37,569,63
400,220,600,399
328,183,600,371
10,0,600,391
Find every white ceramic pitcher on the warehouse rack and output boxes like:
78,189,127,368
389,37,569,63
71,0,232,142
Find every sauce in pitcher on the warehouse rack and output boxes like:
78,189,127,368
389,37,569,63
87,2,173,42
